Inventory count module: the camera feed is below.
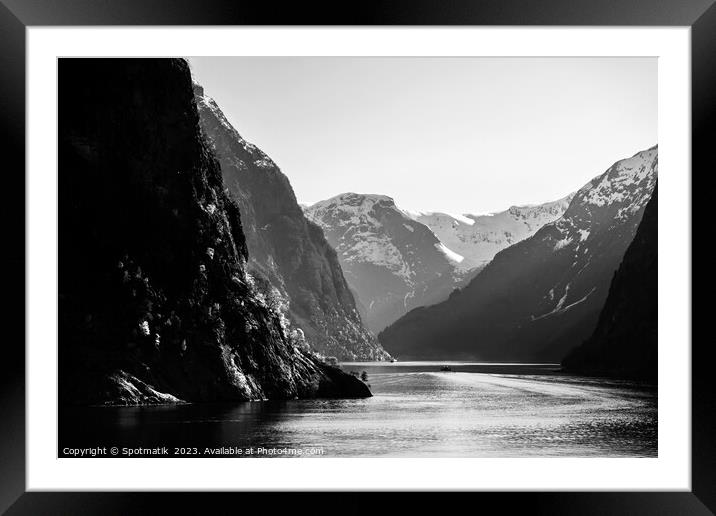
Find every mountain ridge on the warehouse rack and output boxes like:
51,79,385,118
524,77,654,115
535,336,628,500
413,193,574,270
194,84,388,361
379,145,657,362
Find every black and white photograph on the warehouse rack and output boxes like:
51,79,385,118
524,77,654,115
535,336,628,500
58,56,658,459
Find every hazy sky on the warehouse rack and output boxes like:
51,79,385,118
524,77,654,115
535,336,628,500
188,57,656,215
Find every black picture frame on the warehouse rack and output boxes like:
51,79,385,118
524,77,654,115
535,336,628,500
1,1,709,514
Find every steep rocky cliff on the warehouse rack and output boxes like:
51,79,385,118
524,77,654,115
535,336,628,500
193,85,387,361
380,146,657,361
58,58,370,404
562,186,657,380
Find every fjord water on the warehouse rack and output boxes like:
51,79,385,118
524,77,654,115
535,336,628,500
60,363,657,457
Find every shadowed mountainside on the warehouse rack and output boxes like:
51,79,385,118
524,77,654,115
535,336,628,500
59,58,370,404
562,186,658,380
194,85,387,360
380,146,657,362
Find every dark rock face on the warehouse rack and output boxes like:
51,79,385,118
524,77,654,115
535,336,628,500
194,87,387,361
379,146,657,362
562,186,657,380
59,58,370,404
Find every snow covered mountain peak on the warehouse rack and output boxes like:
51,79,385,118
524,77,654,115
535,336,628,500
575,145,657,213
308,192,403,219
305,193,467,332
543,145,656,256
414,193,575,270
305,192,437,275
327,192,395,205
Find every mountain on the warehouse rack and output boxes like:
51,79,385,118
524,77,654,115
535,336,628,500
379,145,658,362
58,58,370,405
304,193,467,332
193,84,387,361
413,194,574,271
562,185,658,380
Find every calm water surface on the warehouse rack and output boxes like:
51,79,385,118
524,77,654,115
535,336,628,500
59,362,657,457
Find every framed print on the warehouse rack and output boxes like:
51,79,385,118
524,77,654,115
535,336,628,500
1,0,710,514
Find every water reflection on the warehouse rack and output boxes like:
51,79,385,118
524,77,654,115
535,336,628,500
60,363,657,457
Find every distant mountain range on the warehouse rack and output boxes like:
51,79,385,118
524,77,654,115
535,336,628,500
414,194,574,271
379,145,657,362
194,84,388,361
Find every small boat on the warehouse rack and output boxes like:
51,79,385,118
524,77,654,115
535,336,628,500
440,365,452,372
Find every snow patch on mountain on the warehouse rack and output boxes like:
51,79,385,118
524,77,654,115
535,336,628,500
346,232,412,280
532,285,596,321
447,213,476,226
554,236,573,251
436,242,464,263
